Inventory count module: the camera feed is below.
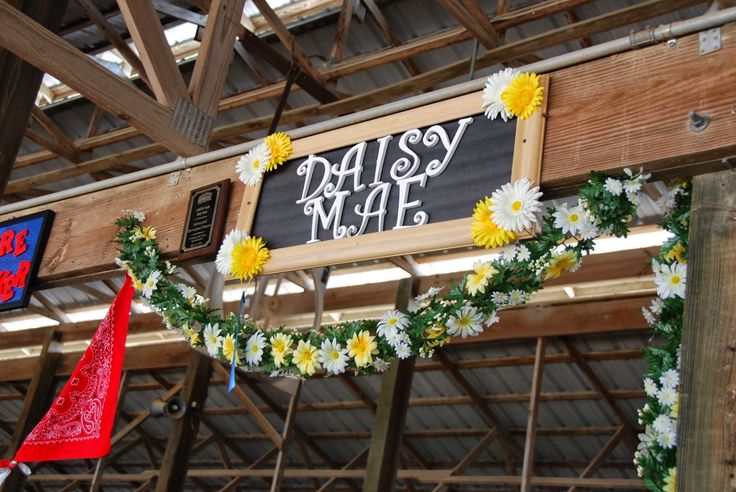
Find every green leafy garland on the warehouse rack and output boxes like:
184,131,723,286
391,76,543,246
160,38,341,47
634,179,691,492
114,169,646,378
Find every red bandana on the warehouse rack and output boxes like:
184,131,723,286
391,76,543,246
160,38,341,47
13,276,134,462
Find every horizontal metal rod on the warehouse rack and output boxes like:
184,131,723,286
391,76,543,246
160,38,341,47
3,6,736,216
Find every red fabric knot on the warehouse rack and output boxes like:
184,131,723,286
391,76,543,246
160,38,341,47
0,459,11,468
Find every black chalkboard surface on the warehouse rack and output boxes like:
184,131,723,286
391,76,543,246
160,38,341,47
252,113,516,249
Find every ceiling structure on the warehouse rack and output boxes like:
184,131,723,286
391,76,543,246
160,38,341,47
0,0,723,490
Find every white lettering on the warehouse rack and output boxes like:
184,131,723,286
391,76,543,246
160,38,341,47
394,173,428,229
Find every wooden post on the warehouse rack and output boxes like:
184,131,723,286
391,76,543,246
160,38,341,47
521,337,546,492
2,330,62,492
270,380,303,492
0,0,69,197
363,277,418,492
155,351,212,492
677,170,736,490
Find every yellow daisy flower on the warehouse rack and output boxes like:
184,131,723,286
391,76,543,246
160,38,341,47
663,242,686,264
131,275,144,292
293,340,320,376
501,72,544,120
270,333,293,368
465,262,497,296
222,334,241,365
264,132,293,171
471,197,515,249
544,250,580,280
347,330,378,368
230,236,270,281
663,467,676,492
133,225,157,241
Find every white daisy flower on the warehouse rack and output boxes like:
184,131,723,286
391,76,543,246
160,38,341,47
650,298,664,315
624,178,642,195
660,369,679,389
481,67,518,121
553,204,585,235
245,331,266,366
236,143,271,186
508,289,526,305
491,291,508,306
643,377,658,397
641,306,656,325
377,310,409,338
395,343,412,359
626,191,640,206
415,286,443,302
651,258,662,274
656,189,676,214
655,262,686,299
215,229,249,276
489,178,543,233
637,425,657,453
604,178,623,196
177,283,197,301
141,270,161,299
578,219,599,240
652,414,673,434
446,304,484,339
383,329,403,348
486,310,500,326
164,260,176,275
319,338,349,375
657,428,677,449
657,386,677,407
373,358,390,372
203,323,222,356
515,244,531,262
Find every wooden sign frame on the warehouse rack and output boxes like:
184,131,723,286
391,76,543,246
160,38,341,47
236,78,548,275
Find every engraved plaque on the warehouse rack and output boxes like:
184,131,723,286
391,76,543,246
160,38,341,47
179,180,230,261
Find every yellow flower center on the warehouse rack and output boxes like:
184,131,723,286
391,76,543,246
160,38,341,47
388,317,398,325
457,317,470,327
252,159,260,169
570,213,579,222
511,200,522,212
330,350,340,360
671,275,681,285
251,344,259,353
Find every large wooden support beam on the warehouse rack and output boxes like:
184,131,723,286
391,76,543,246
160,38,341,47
1,331,62,492
155,351,212,492
0,0,69,198
520,337,546,492
188,0,247,118
0,2,203,157
363,277,417,492
270,380,303,492
116,0,189,108
677,170,736,490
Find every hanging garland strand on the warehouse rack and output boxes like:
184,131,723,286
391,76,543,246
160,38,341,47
114,167,648,378
634,179,691,492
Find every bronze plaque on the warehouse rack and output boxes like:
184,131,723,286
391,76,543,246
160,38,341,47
179,180,230,261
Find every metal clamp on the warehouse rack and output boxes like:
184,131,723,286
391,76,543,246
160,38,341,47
629,26,656,49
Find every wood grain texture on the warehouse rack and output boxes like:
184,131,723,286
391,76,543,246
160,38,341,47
542,22,736,193
676,170,736,491
0,2,202,156
116,0,189,108
188,0,247,118
512,75,549,185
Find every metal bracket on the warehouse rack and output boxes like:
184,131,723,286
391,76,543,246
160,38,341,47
629,26,656,49
168,170,182,187
699,27,721,55
170,97,213,149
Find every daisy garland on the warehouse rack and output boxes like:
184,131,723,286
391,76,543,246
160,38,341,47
115,164,652,386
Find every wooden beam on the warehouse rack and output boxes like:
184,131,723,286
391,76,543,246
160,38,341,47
74,0,150,85
0,0,69,197
520,337,546,492
360,0,421,77
116,0,189,108
363,277,417,492
316,448,368,492
24,126,81,164
0,3,203,156
189,0,247,118
153,0,208,27
329,0,355,63
155,351,212,492
2,331,62,491
677,170,736,490
567,425,626,492
29,106,81,162
431,429,498,492
270,380,302,492
436,0,500,49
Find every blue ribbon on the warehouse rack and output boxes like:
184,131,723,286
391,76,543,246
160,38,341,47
228,291,247,393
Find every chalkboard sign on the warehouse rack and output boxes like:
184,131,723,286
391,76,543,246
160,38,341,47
238,86,547,274
0,210,54,311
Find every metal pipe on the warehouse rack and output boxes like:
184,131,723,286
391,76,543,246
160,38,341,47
2,7,735,216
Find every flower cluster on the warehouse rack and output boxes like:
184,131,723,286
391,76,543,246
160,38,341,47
114,167,646,380
215,230,271,281
235,132,293,186
634,180,690,492
482,69,544,121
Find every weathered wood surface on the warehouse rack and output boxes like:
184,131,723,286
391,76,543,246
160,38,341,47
677,170,736,490
542,22,736,194
2,24,733,281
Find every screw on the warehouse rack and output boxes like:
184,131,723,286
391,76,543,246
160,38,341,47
667,39,677,49
688,111,710,132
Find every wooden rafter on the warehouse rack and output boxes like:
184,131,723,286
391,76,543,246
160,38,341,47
521,337,546,492
116,0,189,108
270,380,303,492
153,0,208,27
361,0,421,77
329,0,355,63
74,0,150,86
29,106,81,162
189,0,247,118
0,3,203,156
436,0,501,49
24,126,81,164
567,425,627,492
563,8,592,48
